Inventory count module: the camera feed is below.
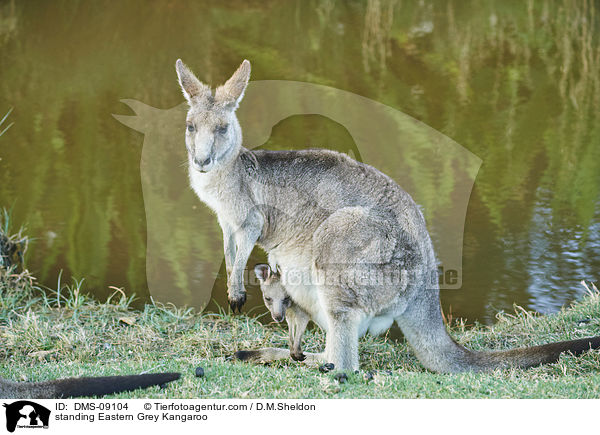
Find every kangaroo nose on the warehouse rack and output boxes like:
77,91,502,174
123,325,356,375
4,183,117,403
194,157,212,168
273,314,284,323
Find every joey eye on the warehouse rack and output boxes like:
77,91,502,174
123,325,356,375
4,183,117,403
283,297,291,304
264,297,272,303
216,124,228,135
187,124,195,132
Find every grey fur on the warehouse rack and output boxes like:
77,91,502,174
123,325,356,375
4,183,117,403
0,379,59,399
178,59,600,373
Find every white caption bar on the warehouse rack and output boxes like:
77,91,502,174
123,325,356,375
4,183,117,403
1,399,594,435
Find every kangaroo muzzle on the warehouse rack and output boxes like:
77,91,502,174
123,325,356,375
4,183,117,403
193,156,212,172
271,307,285,323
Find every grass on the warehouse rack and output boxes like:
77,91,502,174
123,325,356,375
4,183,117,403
0,215,599,398
1,268,600,399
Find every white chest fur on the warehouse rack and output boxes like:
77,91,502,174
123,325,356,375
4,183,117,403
267,250,327,330
190,170,220,212
189,167,243,230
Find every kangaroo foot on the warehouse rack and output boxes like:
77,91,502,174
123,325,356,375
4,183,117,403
291,351,306,362
228,293,246,313
233,350,261,362
232,347,291,363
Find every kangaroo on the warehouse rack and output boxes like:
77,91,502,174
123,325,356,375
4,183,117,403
244,263,600,371
176,58,600,373
233,264,323,365
0,372,180,399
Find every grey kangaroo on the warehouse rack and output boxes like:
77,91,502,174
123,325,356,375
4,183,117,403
176,58,600,373
0,372,180,399
232,264,323,366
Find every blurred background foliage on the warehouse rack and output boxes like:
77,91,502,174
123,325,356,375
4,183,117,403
0,0,598,324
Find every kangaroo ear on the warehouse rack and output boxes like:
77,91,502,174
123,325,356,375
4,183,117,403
175,59,211,104
254,263,271,282
215,59,251,110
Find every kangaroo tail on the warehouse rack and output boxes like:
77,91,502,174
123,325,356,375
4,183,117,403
39,373,181,398
396,294,600,373
466,336,600,371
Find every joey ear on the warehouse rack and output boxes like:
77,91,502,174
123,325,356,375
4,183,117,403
215,59,251,110
175,59,211,104
254,263,271,282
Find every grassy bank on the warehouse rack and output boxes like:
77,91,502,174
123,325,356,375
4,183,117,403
1,261,600,399
1,208,599,399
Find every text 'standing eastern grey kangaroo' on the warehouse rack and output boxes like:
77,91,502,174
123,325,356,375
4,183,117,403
176,58,600,373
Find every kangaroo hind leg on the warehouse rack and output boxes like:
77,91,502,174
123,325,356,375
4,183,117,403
233,347,325,365
321,305,362,371
233,347,291,363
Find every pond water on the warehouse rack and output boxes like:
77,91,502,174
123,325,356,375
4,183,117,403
1,0,599,328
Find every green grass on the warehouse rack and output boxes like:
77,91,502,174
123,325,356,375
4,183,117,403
1,263,600,399
1,210,600,399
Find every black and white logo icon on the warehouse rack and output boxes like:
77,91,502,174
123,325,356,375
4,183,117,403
3,401,51,432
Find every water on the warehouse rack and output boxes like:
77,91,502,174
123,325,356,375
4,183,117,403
0,0,599,326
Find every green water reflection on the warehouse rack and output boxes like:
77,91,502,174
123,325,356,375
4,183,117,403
0,0,598,325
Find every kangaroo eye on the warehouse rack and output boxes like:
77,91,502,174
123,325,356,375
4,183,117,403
264,297,272,303
283,297,291,304
187,124,195,132
216,124,228,135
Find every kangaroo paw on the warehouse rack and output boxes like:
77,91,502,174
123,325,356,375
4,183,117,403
228,293,247,313
291,351,306,362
